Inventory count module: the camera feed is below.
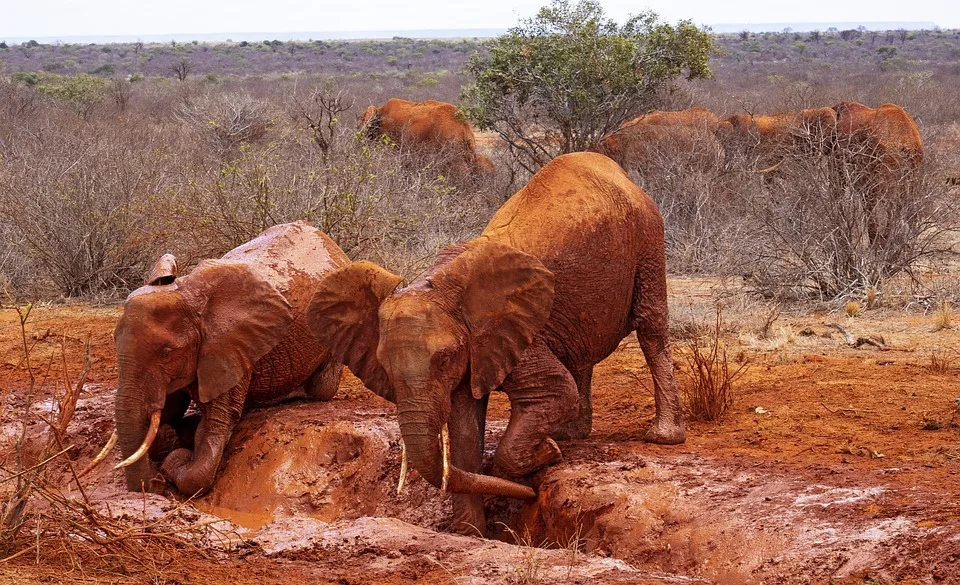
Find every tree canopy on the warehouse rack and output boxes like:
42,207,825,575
461,0,713,171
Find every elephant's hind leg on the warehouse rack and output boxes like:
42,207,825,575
632,259,686,445
494,343,578,478
550,367,593,440
305,360,343,402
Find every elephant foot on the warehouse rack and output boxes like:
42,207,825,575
643,417,686,445
161,448,213,496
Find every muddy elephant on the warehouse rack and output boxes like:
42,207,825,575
87,222,369,496
715,107,838,174
359,98,494,176
594,107,723,177
306,152,684,535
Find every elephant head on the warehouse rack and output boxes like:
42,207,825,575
306,241,554,499
113,256,293,491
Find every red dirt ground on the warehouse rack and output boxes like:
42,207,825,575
1,277,958,584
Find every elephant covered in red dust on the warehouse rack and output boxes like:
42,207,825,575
359,98,495,176
306,152,683,535
594,107,723,177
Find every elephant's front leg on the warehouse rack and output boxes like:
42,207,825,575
493,343,578,479
448,382,488,537
160,380,247,496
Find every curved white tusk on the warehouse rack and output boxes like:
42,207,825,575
76,430,118,479
115,410,161,469
397,440,409,496
441,423,450,493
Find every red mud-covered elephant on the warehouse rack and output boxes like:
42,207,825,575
359,98,494,176
306,152,684,535
83,222,384,496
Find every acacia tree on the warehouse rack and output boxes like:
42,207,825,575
461,0,712,171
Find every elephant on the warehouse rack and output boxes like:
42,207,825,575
594,107,723,178
715,107,838,174
359,98,495,176
86,222,370,496
305,151,684,535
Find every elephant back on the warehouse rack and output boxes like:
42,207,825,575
221,221,350,311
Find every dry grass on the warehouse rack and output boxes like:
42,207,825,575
845,301,862,317
929,349,953,374
679,304,749,422
933,302,953,331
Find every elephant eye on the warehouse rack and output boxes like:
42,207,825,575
160,346,173,358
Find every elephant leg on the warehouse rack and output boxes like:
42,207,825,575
305,359,343,402
551,367,593,441
633,261,686,445
448,383,489,537
493,343,578,478
160,380,247,496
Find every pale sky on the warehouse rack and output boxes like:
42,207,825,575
2,0,958,40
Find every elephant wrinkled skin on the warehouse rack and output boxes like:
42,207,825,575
359,98,494,176
112,222,367,496
306,152,684,535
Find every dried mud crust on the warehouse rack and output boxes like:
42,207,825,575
1,289,959,584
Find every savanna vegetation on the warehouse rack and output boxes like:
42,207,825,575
1,1,959,304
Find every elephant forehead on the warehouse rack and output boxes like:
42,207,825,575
380,298,458,347
117,291,193,345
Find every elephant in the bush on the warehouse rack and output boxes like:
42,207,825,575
88,222,366,496
306,152,684,535
831,101,923,243
359,98,495,176
594,107,723,177
715,107,838,174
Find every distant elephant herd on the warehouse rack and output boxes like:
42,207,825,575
78,96,924,536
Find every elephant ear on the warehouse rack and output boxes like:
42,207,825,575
146,253,178,286
438,241,555,399
180,261,294,403
306,261,403,401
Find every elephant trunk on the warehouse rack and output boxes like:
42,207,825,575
115,365,163,492
397,398,536,500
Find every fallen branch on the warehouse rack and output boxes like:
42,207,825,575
826,323,888,351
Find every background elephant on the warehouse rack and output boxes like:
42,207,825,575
359,98,495,176
594,107,723,178
107,221,366,496
831,102,923,243
715,107,837,174
306,152,684,535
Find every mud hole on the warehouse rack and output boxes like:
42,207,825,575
1,287,959,583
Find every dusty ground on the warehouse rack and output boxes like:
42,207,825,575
0,277,959,584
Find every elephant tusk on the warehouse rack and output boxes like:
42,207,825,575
76,430,118,479
397,441,408,496
441,423,450,493
115,410,161,470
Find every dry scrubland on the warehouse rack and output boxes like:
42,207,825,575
1,29,960,585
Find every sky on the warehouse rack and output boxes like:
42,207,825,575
2,0,958,41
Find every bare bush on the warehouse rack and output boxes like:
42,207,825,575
0,118,181,297
740,139,956,300
679,304,748,422
177,90,273,156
